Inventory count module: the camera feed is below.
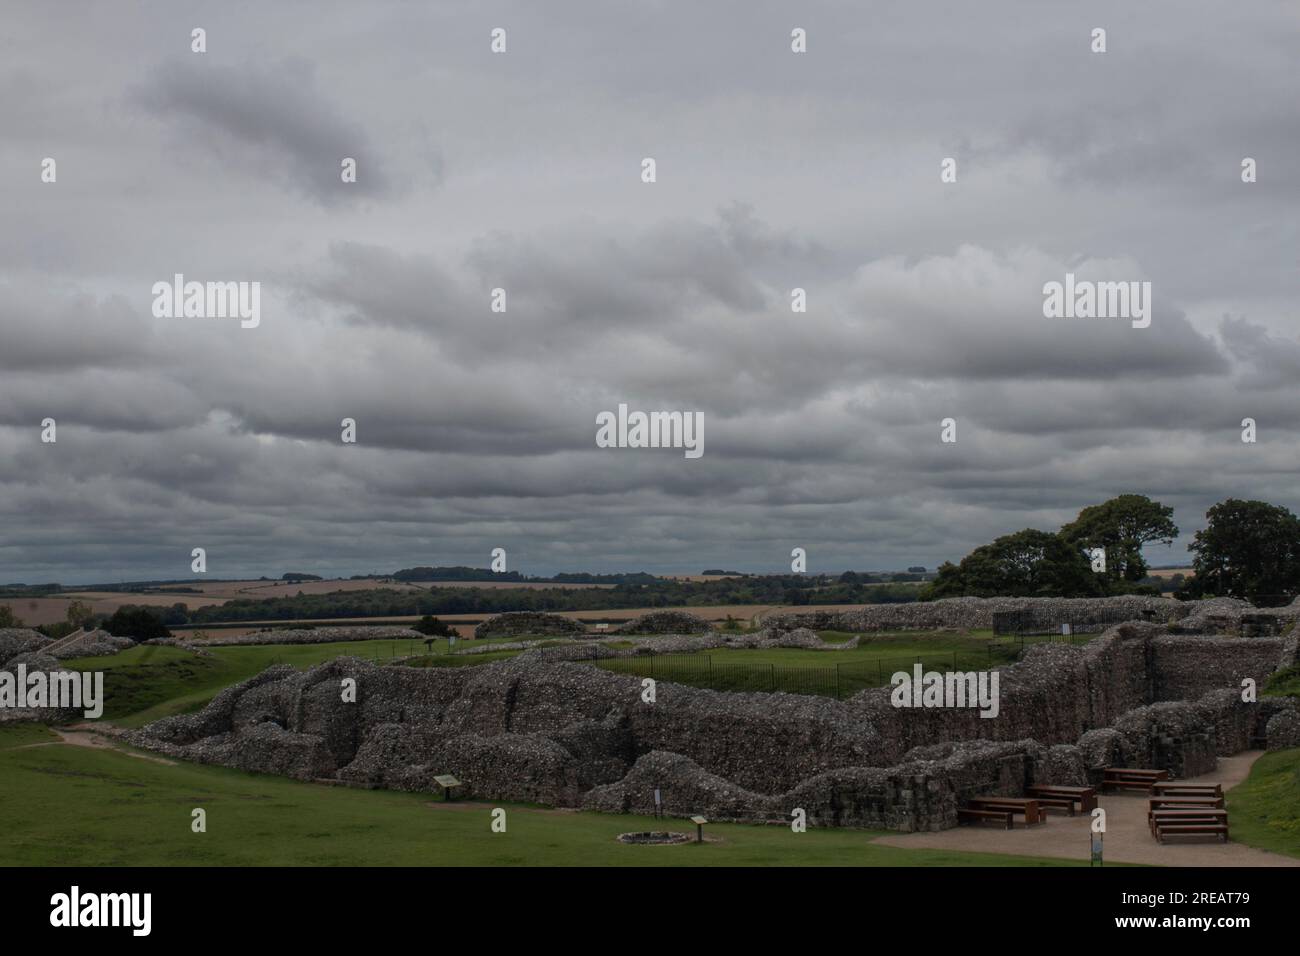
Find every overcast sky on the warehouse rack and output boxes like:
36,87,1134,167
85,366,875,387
2,1,1298,583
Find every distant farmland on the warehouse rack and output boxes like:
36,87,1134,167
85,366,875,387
0,577,614,627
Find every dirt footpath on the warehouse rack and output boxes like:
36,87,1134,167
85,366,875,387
12,722,179,766
872,752,1298,866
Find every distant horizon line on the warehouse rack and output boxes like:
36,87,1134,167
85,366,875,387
2,563,1196,591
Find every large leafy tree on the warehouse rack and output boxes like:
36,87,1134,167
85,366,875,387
103,606,171,641
1060,494,1178,583
924,528,1102,599
1183,499,1300,602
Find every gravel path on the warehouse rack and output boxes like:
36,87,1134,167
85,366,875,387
871,751,1298,866
27,722,179,765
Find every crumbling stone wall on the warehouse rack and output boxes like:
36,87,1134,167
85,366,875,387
1148,635,1287,702
615,610,712,635
474,612,588,639
125,617,1300,831
0,628,86,724
769,595,1187,632
47,629,134,658
150,626,423,648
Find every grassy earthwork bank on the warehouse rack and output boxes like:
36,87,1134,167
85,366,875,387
0,724,1082,867
1224,748,1300,858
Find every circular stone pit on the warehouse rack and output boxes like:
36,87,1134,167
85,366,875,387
617,831,693,845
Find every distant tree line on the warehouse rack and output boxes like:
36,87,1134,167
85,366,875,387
920,494,1300,604
132,574,924,624
388,566,663,585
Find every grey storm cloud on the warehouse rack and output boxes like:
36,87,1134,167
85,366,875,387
131,59,398,204
0,0,1297,582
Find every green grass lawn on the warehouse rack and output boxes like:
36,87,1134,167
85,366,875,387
1226,748,1300,858
595,629,1030,697
399,629,1023,697
1263,663,1300,701
0,724,59,749
0,725,1082,867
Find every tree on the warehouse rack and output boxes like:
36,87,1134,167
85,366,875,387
923,528,1101,599
1060,494,1178,584
104,606,171,641
1182,499,1300,602
65,600,95,629
412,615,454,637
0,605,24,628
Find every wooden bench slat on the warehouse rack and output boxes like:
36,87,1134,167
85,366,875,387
966,796,1043,825
957,808,1013,830
1026,785,1097,811
1154,823,1229,844
1149,796,1224,809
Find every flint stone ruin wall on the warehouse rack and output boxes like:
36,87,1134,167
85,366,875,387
1148,635,1291,702
474,612,588,639
614,610,713,635
767,595,1189,632
125,599,1300,831
528,627,855,659
152,626,425,648
858,624,1292,760
0,628,88,724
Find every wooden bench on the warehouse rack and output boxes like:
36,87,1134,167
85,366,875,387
1148,808,1227,835
1150,800,1230,844
957,808,1014,829
1026,784,1097,813
1034,796,1077,816
1103,767,1169,793
966,797,1043,825
1154,823,1229,844
1149,795,1224,810
1151,782,1222,797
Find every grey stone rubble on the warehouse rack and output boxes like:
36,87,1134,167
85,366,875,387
531,627,857,658
147,625,426,648
0,628,90,724
474,612,588,639
444,627,853,660
622,626,857,652
46,629,135,658
766,594,1300,634
125,597,1300,831
614,610,713,635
